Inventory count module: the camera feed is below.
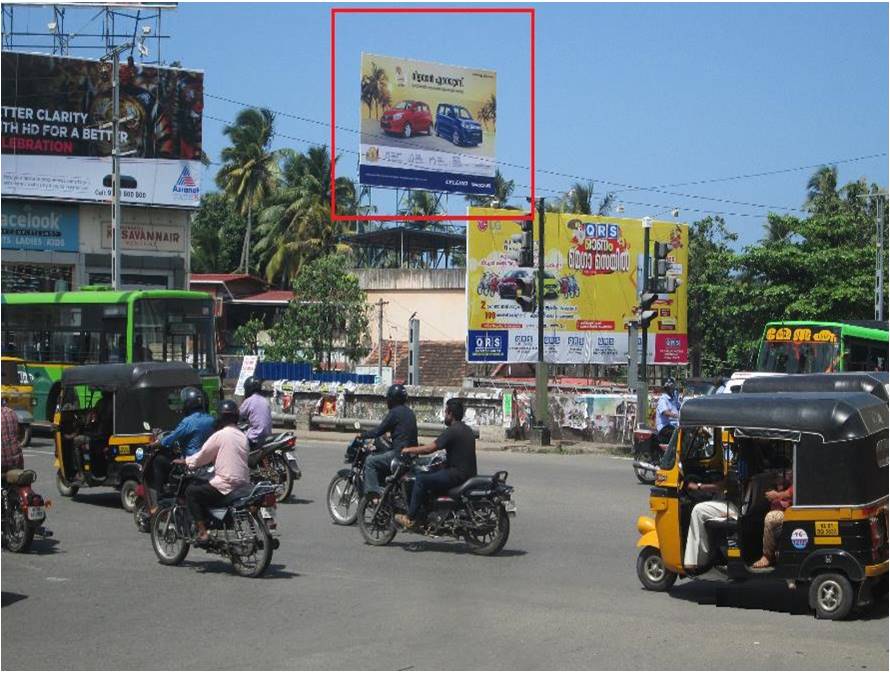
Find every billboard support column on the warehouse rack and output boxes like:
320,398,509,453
111,48,122,290
637,217,652,426
535,198,550,446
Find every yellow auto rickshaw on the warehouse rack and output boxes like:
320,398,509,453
1,355,36,446
636,372,888,620
53,362,204,511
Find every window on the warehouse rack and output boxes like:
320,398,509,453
133,298,216,374
1,263,72,293
845,337,887,372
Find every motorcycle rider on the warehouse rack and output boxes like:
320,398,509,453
361,384,417,503
239,376,272,448
146,386,214,515
174,399,250,545
655,377,681,445
396,398,477,529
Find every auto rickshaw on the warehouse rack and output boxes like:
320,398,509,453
1,356,36,446
635,372,888,620
53,362,204,511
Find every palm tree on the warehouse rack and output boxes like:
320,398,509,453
465,169,517,208
805,165,840,213
564,181,594,214
215,108,280,274
480,94,496,132
365,62,388,119
401,190,442,230
361,75,375,119
254,145,357,286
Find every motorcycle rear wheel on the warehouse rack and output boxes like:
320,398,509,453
133,497,150,533
357,495,396,546
464,502,510,556
272,454,294,503
151,507,189,565
632,449,658,484
230,512,273,578
326,474,359,525
2,510,35,553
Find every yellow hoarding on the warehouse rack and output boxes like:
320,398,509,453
466,208,688,364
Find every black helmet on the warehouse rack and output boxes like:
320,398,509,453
243,376,263,397
385,383,408,409
218,399,240,425
662,377,676,394
180,386,204,415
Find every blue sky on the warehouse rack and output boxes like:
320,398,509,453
9,2,888,246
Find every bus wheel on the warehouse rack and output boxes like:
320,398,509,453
809,573,854,620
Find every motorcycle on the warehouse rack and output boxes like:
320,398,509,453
356,453,516,556
1,470,52,553
632,426,672,484
150,464,280,578
247,431,301,503
326,434,392,526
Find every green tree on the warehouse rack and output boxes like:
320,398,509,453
254,145,357,287
216,108,281,274
401,189,442,229
190,193,248,273
266,254,370,369
233,317,265,355
464,169,517,209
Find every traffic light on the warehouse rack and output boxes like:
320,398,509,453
519,220,534,267
649,241,682,294
639,291,658,329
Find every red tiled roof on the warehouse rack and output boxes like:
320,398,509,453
365,340,470,387
232,290,294,304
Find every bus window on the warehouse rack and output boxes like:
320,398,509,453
133,298,216,374
756,338,840,374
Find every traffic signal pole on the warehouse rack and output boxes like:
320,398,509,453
535,198,551,445
636,218,652,426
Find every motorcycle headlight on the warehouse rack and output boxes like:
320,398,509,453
135,447,144,462
393,113,404,120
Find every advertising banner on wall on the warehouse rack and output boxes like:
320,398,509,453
358,53,496,196
1,52,204,208
466,207,689,365
1,199,79,252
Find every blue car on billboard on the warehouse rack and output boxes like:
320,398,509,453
435,103,483,147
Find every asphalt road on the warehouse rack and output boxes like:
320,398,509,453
2,434,887,670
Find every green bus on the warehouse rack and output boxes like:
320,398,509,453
756,320,888,374
1,289,219,422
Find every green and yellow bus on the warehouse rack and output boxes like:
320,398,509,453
756,320,888,374
1,289,219,422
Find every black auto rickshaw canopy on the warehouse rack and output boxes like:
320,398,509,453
741,372,889,402
679,391,888,508
60,362,203,435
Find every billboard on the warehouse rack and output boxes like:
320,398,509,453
1,51,204,208
1,199,79,252
358,53,496,196
466,207,689,365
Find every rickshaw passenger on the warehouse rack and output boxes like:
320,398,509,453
753,476,794,568
683,475,739,569
85,392,114,475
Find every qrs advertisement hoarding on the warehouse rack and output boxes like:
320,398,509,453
1,51,204,208
466,208,688,365
358,53,496,196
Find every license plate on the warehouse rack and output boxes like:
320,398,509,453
504,499,517,514
285,451,299,467
27,506,45,520
260,507,275,520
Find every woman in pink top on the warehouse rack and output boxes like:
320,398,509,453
174,400,249,544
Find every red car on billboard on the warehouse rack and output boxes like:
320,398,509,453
380,100,433,138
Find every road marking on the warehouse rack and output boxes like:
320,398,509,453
23,449,55,456
46,577,69,582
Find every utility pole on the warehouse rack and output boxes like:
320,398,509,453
110,47,123,290
876,196,885,322
408,315,420,386
535,197,550,445
376,298,388,383
637,217,652,425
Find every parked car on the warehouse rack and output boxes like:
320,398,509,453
380,100,432,138
435,103,483,147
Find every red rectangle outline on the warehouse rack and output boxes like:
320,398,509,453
331,6,535,222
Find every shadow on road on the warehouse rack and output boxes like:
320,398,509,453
1,591,28,608
284,497,314,505
26,536,63,555
392,539,527,558
668,578,889,620
178,560,300,579
66,492,123,510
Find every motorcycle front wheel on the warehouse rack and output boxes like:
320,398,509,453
271,454,294,503
2,509,35,553
357,495,396,546
151,507,189,565
464,501,510,556
632,448,658,484
326,474,360,525
230,512,273,578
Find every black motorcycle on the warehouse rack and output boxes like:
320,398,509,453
248,432,301,503
326,435,392,526
356,453,516,556
150,465,280,578
632,426,672,484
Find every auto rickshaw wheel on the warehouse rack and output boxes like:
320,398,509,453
120,479,138,512
809,573,854,620
636,546,677,592
56,471,79,498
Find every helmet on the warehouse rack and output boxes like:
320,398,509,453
243,376,263,397
385,384,408,409
218,399,240,425
180,386,204,415
662,377,676,394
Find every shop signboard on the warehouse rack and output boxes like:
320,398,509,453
1,199,79,252
358,53,496,196
101,221,185,252
1,52,204,208
466,207,689,364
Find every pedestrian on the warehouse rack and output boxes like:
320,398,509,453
1,399,24,473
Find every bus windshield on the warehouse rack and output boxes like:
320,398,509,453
133,298,216,374
756,338,840,373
